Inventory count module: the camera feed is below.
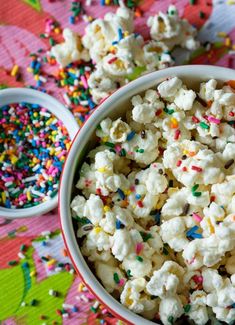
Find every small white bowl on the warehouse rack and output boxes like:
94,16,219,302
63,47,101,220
59,65,235,325
0,88,79,219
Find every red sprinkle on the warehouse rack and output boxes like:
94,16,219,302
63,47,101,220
108,57,118,64
191,166,203,172
96,188,102,196
229,111,234,117
137,200,144,208
182,167,187,172
174,129,181,140
192,116,200,123
210,195,216,202
56,310,62,316
176,160,182,167
155,109,162,116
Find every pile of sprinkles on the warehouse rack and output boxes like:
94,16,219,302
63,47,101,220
0,102,70,209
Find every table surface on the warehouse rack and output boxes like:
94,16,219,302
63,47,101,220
0,0,235,324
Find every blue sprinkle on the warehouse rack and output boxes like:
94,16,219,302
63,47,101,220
154,212,161,226
116,220,122,229
72,306,79,312
186,226,199,237
117,188,125,200
118,28,123,41
22,262,29,268
30,61,36,69
231,303,235,308
88,98,96,109
112,41,118,45
135,194,141,200
190,233,203,239
35,62,41,70
31,104,40,109
5,199,11,208
42,241,47,247
127,131,136,141
69,16,75,24
100,0,105,5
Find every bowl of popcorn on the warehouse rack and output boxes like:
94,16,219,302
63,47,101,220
59,65,235,325
0,88,79,219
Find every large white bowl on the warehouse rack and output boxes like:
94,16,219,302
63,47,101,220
59,65,235,325
0,88,79,219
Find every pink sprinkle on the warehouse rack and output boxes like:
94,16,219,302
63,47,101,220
4,177,14,182
115,145,122,153
208,116,221,124
119,279,125,286
86,293,95,300
192,275,203,284
101,308,108,315
80,75,88,89
135,242,143,255
108,57,118,64
189,257,195,265
192,213,203,222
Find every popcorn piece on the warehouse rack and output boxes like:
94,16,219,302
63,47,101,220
120,278,147,313
174,88,196,111
110,229,133,261
157,77,182,99
82,6,134,62
51,28,89,67
159,295,184,325
188,290,209,325
146,261,185,298
95,262,126,293
147,5,199,51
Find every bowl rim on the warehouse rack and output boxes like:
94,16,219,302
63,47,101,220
0,87,79,219
59,65,235,325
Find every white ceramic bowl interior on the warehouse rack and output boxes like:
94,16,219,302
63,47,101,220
59,65,235,325
0,88,79,219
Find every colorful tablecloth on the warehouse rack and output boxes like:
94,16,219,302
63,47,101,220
0,1,235,324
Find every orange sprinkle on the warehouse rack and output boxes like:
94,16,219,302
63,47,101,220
226,80,235,89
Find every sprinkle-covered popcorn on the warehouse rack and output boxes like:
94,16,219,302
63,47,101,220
71,77,235,324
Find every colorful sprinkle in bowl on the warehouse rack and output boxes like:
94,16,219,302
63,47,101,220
0,88,79,219
59,65,235,325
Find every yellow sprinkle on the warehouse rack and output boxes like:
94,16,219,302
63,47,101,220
183,149,188,155
27,67,33,73
10,155,18,164
60,72,66,78
61,80,66,86
33,112,38,117
78,283,84,292
73,92,78,98
54,27,61,34
0,154,5,163
227,0,235,4
50,148,55,155
30,270,36,277
34,74,39,81
94,227,102,234
97,167,107,173
1,192,6,204
124,31,129,37
103,206,110,212
105,0,111,4
206,219,215,234
217,32,227,38
170,117,178,129
225,37,231,47
17,226,28,232
10,65,19,77
66,143,71,151
46,118,53,126
47,259,56,266
46,160,52,168
32,157,38,164
124,190,131,196
26,191,32,201
232,44,235,50
109,46,116,52
102,136,109,142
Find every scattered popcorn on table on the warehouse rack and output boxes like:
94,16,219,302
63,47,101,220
71,76,235,325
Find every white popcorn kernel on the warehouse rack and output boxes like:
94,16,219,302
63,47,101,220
51,28,89,67
159,295,184,325
157,77,182,99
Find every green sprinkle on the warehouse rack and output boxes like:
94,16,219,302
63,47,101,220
137,149,144,153
191,184,199,192
20,244,26,252
140,231,153,242
8,260,18,266
199,121,210,129
113,272,120,284
136,256,143,262
126,269,132,278
120,148,126,157
163,244,169,255
90,306,97,313
168,316,174,324
164,108,175,115
199,11,205,19
193,191,202,197
189,0,195,4
104,142,115,148
184,304,191,313
30,299,38,306
49,38,55,46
